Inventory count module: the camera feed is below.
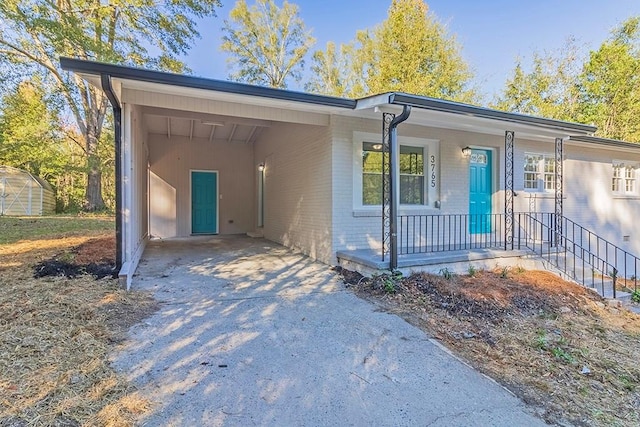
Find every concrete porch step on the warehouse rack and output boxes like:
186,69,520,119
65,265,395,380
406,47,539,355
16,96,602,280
247,228,264,238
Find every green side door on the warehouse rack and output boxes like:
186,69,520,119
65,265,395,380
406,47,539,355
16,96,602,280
469,149,492,234
191,171,218,234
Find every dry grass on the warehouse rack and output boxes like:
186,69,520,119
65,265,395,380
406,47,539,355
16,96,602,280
0,217,157,426
343,267,640,427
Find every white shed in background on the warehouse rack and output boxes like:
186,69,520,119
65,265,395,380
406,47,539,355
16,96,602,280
0,165,55,216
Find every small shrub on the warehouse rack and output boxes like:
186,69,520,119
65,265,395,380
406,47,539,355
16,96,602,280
534,330,548,350
467,265,477,277
378,271,403,293
631,289,640,303
619,375,637,392
440,267,455,280
500,266,510,279
552,347,576,364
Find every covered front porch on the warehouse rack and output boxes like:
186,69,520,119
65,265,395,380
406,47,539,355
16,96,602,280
353,98,570,271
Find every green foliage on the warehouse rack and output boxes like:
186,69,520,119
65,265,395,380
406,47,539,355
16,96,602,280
551,346,576,364
467,264,477,277
619,374,637,392
0,80,88,211
439,267,454,280
493,38,583,121
578,17,640,142
305,42,363,97
373,270,403,293
365,0,475,101
222,0,315,88
306,0,475,101
0,0,220,210
0,80,63,179
496,17,640,144
631,289,640,303
534,330,576,365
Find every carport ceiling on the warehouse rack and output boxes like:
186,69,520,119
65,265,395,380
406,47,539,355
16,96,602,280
142,107,270,144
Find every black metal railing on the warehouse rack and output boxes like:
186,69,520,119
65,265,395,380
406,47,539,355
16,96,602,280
398,213,506,254
515,213,639,298
397,212,640,298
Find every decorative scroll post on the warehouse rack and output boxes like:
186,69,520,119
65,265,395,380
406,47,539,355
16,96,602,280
381,112,395,262
505,131,515,250
554,137,564,247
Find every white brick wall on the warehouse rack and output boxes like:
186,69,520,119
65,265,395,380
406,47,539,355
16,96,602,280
254,122,334,263
563,143,640,256
330,116,511,258
148,133,254,237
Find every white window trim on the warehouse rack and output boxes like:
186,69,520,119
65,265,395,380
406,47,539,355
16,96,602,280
352,131,440,213
612,160,638,196
523,152,556,193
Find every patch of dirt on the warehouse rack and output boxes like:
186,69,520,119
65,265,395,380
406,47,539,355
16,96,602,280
340,267,640,427
32,236,117,279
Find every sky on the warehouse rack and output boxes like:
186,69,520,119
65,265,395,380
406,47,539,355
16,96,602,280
183,0,640,102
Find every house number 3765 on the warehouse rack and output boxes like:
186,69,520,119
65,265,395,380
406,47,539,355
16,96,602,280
430,155,436,188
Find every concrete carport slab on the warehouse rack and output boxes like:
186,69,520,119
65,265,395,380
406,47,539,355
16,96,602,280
112,236,546,426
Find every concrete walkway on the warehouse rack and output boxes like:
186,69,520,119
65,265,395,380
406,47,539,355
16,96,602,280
113,236,546,426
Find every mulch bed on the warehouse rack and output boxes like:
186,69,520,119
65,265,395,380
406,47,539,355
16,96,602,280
33,236,117,279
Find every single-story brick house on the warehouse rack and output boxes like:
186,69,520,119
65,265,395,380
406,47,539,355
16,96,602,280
61,58,640,292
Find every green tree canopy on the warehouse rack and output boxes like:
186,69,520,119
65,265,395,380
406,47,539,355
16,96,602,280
221,0,315,88
0,0,220,210
307,0,475,101
0,79,65,178
493,39,583,122
578,17,640,142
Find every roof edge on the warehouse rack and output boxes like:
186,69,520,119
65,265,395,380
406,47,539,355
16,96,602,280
60,57,357,109
568,135,640,150
388,93,597,135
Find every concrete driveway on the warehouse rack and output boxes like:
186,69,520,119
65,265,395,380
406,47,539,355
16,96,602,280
113,236,546,426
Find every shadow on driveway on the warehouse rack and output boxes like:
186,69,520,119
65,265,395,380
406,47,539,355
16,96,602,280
112,236,545,426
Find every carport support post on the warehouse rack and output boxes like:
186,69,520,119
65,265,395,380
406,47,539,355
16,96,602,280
554,137,563,247
388,106,411,270
381,113,394,263
101,74,123,272
505,131,515,250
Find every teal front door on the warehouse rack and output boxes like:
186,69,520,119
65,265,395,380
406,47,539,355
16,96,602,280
469,149,492,234
191,171,218,234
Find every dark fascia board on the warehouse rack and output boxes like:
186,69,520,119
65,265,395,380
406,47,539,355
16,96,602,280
568,135,640,150
60,57,357,109
388,93,597,134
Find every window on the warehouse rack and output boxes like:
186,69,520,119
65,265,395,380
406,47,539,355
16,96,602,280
612,162,637,195
361,142,425,205
524,153,555,191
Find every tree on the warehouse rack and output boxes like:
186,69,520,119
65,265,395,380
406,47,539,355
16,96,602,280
0,79,90,211
0,79,65,178
578,17,640,142
366,0,474,101
305,41,367,97
221,0,315,88
0,0,220,210
306,0,474,102
493,39,583,122
305,42,345,96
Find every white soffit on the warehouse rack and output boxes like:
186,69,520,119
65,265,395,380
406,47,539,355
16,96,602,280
117,78,344,115
344,106,575,142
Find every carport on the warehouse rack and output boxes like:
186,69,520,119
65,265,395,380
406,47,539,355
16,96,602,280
60,57,355,289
